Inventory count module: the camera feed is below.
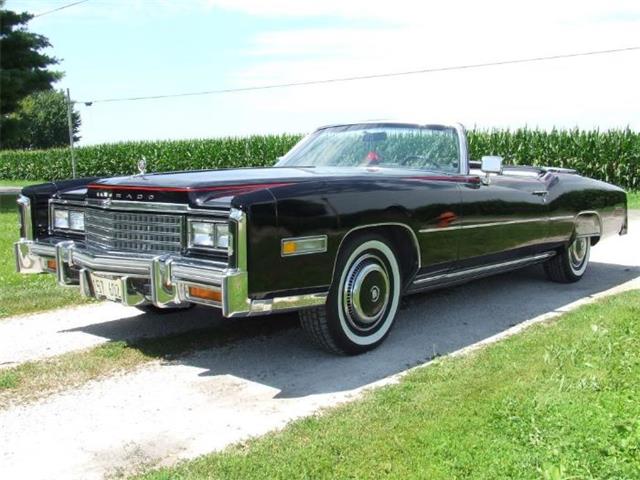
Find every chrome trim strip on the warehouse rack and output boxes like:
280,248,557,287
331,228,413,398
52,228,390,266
250,292,329,314
55,240,77,286
49,201,86,235
453,122,469,175
30,242,56,257
78,268,93,298
186,217,229,253
172,263,225,286
574,211,603,238
85,198,228,215
543,166,577,174
50,198,228,225
151,255,179,307
280,235,328,257
72,250,151,274
120,276,147,306
332,223,422,284
413,252,555,285
50,198,85,208
17,195,33,240
419,215,574,234
222,208,250,316
179,282,222,308
85,208,184,254
14,240,45,274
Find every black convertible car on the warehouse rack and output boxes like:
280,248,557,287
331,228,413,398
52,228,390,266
15,122,628,354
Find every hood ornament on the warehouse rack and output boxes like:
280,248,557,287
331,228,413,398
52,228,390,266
137,156,147,176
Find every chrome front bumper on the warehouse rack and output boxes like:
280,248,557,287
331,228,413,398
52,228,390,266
14,239,325,317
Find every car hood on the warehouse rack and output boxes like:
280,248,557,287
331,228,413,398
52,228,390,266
61,166,464,207
89,166,412,190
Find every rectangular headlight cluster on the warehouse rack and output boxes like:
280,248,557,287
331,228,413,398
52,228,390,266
188,220,230,250
52,207,85,232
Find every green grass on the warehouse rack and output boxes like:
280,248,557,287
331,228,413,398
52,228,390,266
136,290,640,480
0,314,296,409
628,191,640,210
0,177,86,318
0,209,90,318
0,341,146,407
0,179,44,188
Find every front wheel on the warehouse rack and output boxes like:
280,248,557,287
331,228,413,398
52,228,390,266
300,234,402,355
544,236,591,283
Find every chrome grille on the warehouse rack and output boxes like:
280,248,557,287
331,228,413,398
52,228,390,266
85,208,183,254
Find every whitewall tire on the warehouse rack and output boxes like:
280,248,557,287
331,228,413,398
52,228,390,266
300,234,401,354
544,236,591,283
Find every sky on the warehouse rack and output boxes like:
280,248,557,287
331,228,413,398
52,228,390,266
6,0,640,145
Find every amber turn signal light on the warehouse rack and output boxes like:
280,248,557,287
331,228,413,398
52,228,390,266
282,241,298,255
188,286,222,303
281,236,327,257
47,259,57,271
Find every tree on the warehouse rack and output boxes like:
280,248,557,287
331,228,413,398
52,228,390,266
2,90,80,149
0,1,62,115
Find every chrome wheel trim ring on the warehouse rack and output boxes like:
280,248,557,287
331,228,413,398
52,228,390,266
342,254,390,332
337,240,401,346
568,236,590,275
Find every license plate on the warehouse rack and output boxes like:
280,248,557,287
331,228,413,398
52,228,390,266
91,274,123,302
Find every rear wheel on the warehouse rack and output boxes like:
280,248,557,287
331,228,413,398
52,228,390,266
300,233,402,355
544,236,591,283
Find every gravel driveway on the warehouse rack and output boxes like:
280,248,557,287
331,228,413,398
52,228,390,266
1,215,638,479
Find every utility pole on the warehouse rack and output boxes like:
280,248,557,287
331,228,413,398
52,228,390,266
66,88,77,178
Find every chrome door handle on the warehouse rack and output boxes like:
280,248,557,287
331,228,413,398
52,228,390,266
532,190,548,196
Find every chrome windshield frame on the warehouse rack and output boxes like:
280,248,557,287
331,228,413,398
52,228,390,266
276,121,469,175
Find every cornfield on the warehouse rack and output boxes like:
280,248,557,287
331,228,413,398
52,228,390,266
0,129,637,189
468,128,639,190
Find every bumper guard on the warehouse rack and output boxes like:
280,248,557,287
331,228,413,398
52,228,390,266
14,209,326,317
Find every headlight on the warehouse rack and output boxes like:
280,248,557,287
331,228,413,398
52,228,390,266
190,221,215,247
189,221,230,250
53,208,85,232
69,210,85,231
215,224,229,248
54,209,70,229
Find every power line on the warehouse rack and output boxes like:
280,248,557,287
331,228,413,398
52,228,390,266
33,0,90,18
76,45,640,105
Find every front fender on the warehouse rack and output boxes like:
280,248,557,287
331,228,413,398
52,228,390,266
245,179,424,299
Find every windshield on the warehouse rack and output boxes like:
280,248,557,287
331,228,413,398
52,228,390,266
277,124,461,173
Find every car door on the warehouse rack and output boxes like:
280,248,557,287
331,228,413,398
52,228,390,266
409,176,464,278
456,172,549,269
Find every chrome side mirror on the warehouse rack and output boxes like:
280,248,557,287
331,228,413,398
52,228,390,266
481,155,503,174
480,155,503,184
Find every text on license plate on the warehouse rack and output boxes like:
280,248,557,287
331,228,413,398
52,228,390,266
91,274,123,302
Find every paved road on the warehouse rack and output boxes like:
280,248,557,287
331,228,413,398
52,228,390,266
0,303,242,368
0,215,638,479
